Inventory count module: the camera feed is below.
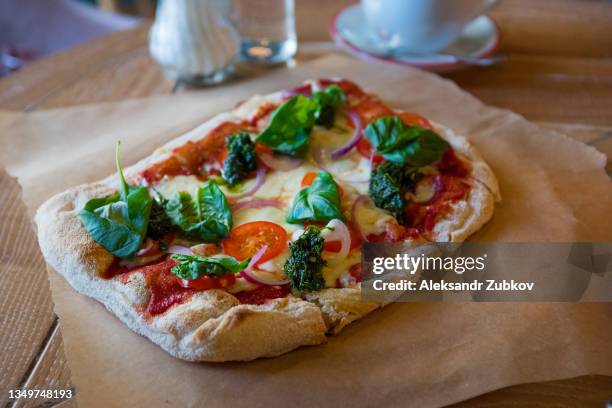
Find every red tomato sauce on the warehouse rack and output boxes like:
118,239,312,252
108,257,292,313
438,149,470,177
402,149,471,234
140,121,255,184
105,259,194,316
318,78,367,101
233,285,290,305
335,263,362,288
104,258,135,279
406,174,470,233
142,260,195,316
352,98,394,124
119,259,196,317
248,103,278,126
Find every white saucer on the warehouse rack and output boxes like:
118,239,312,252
329,3,500,71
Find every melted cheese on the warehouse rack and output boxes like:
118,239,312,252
350,193,393,237
153,174,202,197
322,249,361,287
309,122,371,193
408,176,436,203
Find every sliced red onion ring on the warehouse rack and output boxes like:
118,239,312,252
240,246,290,286
258,150,302,172
351,194,369,242
312,144,371,184
166,245,194,256
231,198,284,212
281,83,312,99
230,166,266,199
331,110,363,160
244,244,268,273
321,219,351,264
136,238,156,256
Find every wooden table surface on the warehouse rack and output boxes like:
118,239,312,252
0,0,611,407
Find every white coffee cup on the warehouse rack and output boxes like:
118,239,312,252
361,0,497,54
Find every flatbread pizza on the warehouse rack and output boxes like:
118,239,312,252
36,79,500,361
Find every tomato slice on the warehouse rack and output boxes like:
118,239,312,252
301,171,318,187
180,273,237,291
223,221,288,263
217,274,236,289
399,112,434,130
356,138,384,164
353,99,394,124
180,275,216,290
323,221,362,252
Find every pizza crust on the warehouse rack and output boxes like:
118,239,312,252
428,123,500,242
36,81,498,361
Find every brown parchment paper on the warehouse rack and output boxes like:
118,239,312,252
1,55,611,408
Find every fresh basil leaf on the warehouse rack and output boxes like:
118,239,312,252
256,95,318,157
365,116,449,167
81,199,142,258
80,142,152,258
314,84,345,107
312,85,346,128
164,181,232,243
170,254,249,280
284,225,326,292
286,170,344,224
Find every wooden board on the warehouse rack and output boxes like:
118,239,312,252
16,322,73,408
0,169,73,407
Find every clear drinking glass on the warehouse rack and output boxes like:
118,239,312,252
229,0,297,64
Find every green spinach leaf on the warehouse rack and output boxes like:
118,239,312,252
171,254,249,280
164,181,232,243
286,170,344,224
80,142,152,258
365,116,449,167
